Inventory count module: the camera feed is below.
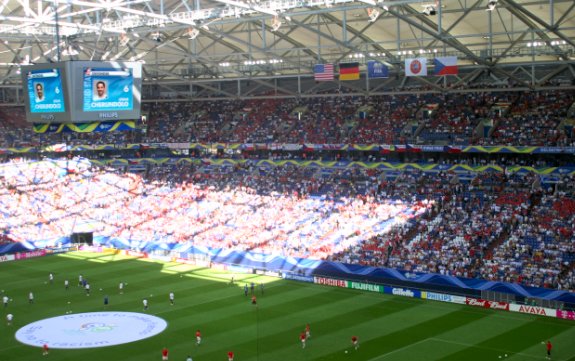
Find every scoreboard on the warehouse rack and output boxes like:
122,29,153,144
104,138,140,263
22,61,142,123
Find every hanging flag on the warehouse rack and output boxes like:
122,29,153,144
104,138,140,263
406,144,422,153
367,61,389,79
443,145,462,153
339,62,360,81
434,56,458,76
314,64,334,81
405,58,427,76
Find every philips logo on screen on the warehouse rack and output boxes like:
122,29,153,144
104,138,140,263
99,112,119,119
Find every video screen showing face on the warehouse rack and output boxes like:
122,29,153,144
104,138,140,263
27,69,66,113
82,67,133,112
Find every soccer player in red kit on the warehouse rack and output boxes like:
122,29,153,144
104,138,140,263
305,323,311,339
196,329,202,345
227,351,234,361
251,295,257,305
546,340,552,359
162,347,169,360
42,344,49,356
351,335,359,350
300,331,307,348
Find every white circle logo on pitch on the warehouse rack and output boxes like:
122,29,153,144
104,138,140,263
15,312,167,349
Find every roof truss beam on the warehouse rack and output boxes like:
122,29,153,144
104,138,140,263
501,0,575,49
389,4,533,88
499,0,571,60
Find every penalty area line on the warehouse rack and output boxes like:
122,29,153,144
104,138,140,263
367,337,560,361
366,338,433,360
429,338,562,360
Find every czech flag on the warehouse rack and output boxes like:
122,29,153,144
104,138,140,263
434,56,458,76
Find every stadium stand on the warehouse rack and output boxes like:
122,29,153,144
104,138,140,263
0,89,574,295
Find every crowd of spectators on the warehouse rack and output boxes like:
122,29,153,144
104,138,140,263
141,90,575,147
417,92,492,145
0,157,573,292
0,88,573,294
484,90,574,146
329,168,574,291
0,89,573,148
0,158,433,259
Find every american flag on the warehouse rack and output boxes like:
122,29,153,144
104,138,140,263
314,64,334,81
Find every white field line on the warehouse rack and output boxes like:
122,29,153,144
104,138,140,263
367,338,433,360
368,337,559,361
430,338,559,361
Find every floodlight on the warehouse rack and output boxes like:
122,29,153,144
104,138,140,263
486,0,498,11
422,5,436,16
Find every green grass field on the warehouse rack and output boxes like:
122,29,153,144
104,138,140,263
0,251,574,361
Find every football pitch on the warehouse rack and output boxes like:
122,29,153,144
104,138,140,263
0,251,574,361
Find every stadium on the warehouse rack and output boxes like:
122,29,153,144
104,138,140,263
0,0,574,360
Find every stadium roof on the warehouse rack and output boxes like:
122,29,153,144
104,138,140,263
0,0,573,99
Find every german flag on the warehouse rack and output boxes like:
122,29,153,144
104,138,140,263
339,62,360,81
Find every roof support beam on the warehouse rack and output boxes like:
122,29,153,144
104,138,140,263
492,30,529,64
554,1,575,28
500,0,575,49
208,27,304,70
536,64,569,86
320,12,399,66
499,0,571,60
425,0,483,50
287,17,358,63
389,5,533,88
264,14,320,63
212,0,278,17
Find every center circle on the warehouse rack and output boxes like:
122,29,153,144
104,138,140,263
15,312,168,349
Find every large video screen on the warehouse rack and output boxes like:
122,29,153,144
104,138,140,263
22,63,71,123
82,67,134,112
26,69,66,113
22,61,142,124
71,61,142,122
